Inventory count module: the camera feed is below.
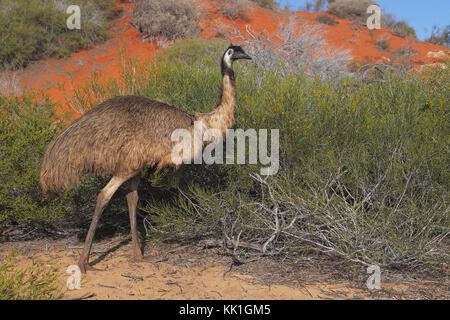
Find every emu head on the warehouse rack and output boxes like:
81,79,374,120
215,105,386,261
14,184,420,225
222,45,252,70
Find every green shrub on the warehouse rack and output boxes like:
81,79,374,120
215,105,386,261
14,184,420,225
315,14,339,26
218,0,250,20
157,38,228,67
392,46,417,58
0,95,69,227
148,46,449,270
327,0,379,25
382,13,417,39
375,38,390,52
0,252,62,300
0,94,117,233
391,21,417,39
0,0,117,70
327,1,417,38
305,0,327,11
426,25,449,47
249,0,278,9
132,0,202,41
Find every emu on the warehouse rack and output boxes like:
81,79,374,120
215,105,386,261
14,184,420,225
40,45,251,273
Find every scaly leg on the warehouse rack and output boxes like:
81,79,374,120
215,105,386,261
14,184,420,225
78,176,128,273
126,173,143,260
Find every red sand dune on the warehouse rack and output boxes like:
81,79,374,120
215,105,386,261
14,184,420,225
11,2,157,115
8,0,448,115
294,12,448,66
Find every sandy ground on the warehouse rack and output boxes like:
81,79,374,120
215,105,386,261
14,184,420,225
1,236,447,300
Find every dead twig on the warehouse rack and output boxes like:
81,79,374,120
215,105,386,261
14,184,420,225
67,292,96,300
98,284,116,289
166,280,183,294
121,273,143,281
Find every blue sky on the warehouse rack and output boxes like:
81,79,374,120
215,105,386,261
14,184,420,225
276,0,449,41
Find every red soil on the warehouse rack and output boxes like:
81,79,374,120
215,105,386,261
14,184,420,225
6,0,448,115
11,2,158,118
296,12,448,66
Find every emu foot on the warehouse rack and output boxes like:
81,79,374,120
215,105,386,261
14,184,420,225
132,249,144,262
78,260,105,274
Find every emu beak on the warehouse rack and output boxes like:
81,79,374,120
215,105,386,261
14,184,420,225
235,52,252,60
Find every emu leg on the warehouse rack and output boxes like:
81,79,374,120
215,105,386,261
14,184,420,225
78,176,127,273
126,174,143,260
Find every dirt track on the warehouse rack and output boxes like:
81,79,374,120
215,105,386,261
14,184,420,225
2,236,447,300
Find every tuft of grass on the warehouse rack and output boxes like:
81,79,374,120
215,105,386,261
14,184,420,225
0,91,132,238
0,0,117,71
392,46,417,58
0,92,135,238
217,0,251,20
132,0,202,41
249,0,278,9
315,14,339,26
425,25,449,47
382,13,417,39
0,72,21,96
376,38,390,52
0,252,62,300
327,0,379,26
157,38,228,67
0,95,69,228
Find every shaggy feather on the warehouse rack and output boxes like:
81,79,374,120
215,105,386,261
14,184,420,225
40,96,194,197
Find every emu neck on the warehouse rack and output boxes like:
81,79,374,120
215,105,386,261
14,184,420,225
197,69,236,134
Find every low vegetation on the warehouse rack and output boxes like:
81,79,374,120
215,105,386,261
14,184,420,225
327,0,379,26
132,0,202,41
149,42,449,272
0,96,68,228
0,252,61,300
315,14,339,26
426,25,449,47
249,0,278,10
305,0,329,12
392,46,417,58
217,0,250,20
375,37,390,52
45,38,449,274
0,0,118,71
382,13,417,39
0,95,126,237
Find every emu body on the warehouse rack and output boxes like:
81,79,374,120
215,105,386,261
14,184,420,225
40,97,193,197
40,46,251,273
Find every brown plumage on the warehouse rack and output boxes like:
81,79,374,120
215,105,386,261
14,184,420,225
39,45,251,273
40,96,194,198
